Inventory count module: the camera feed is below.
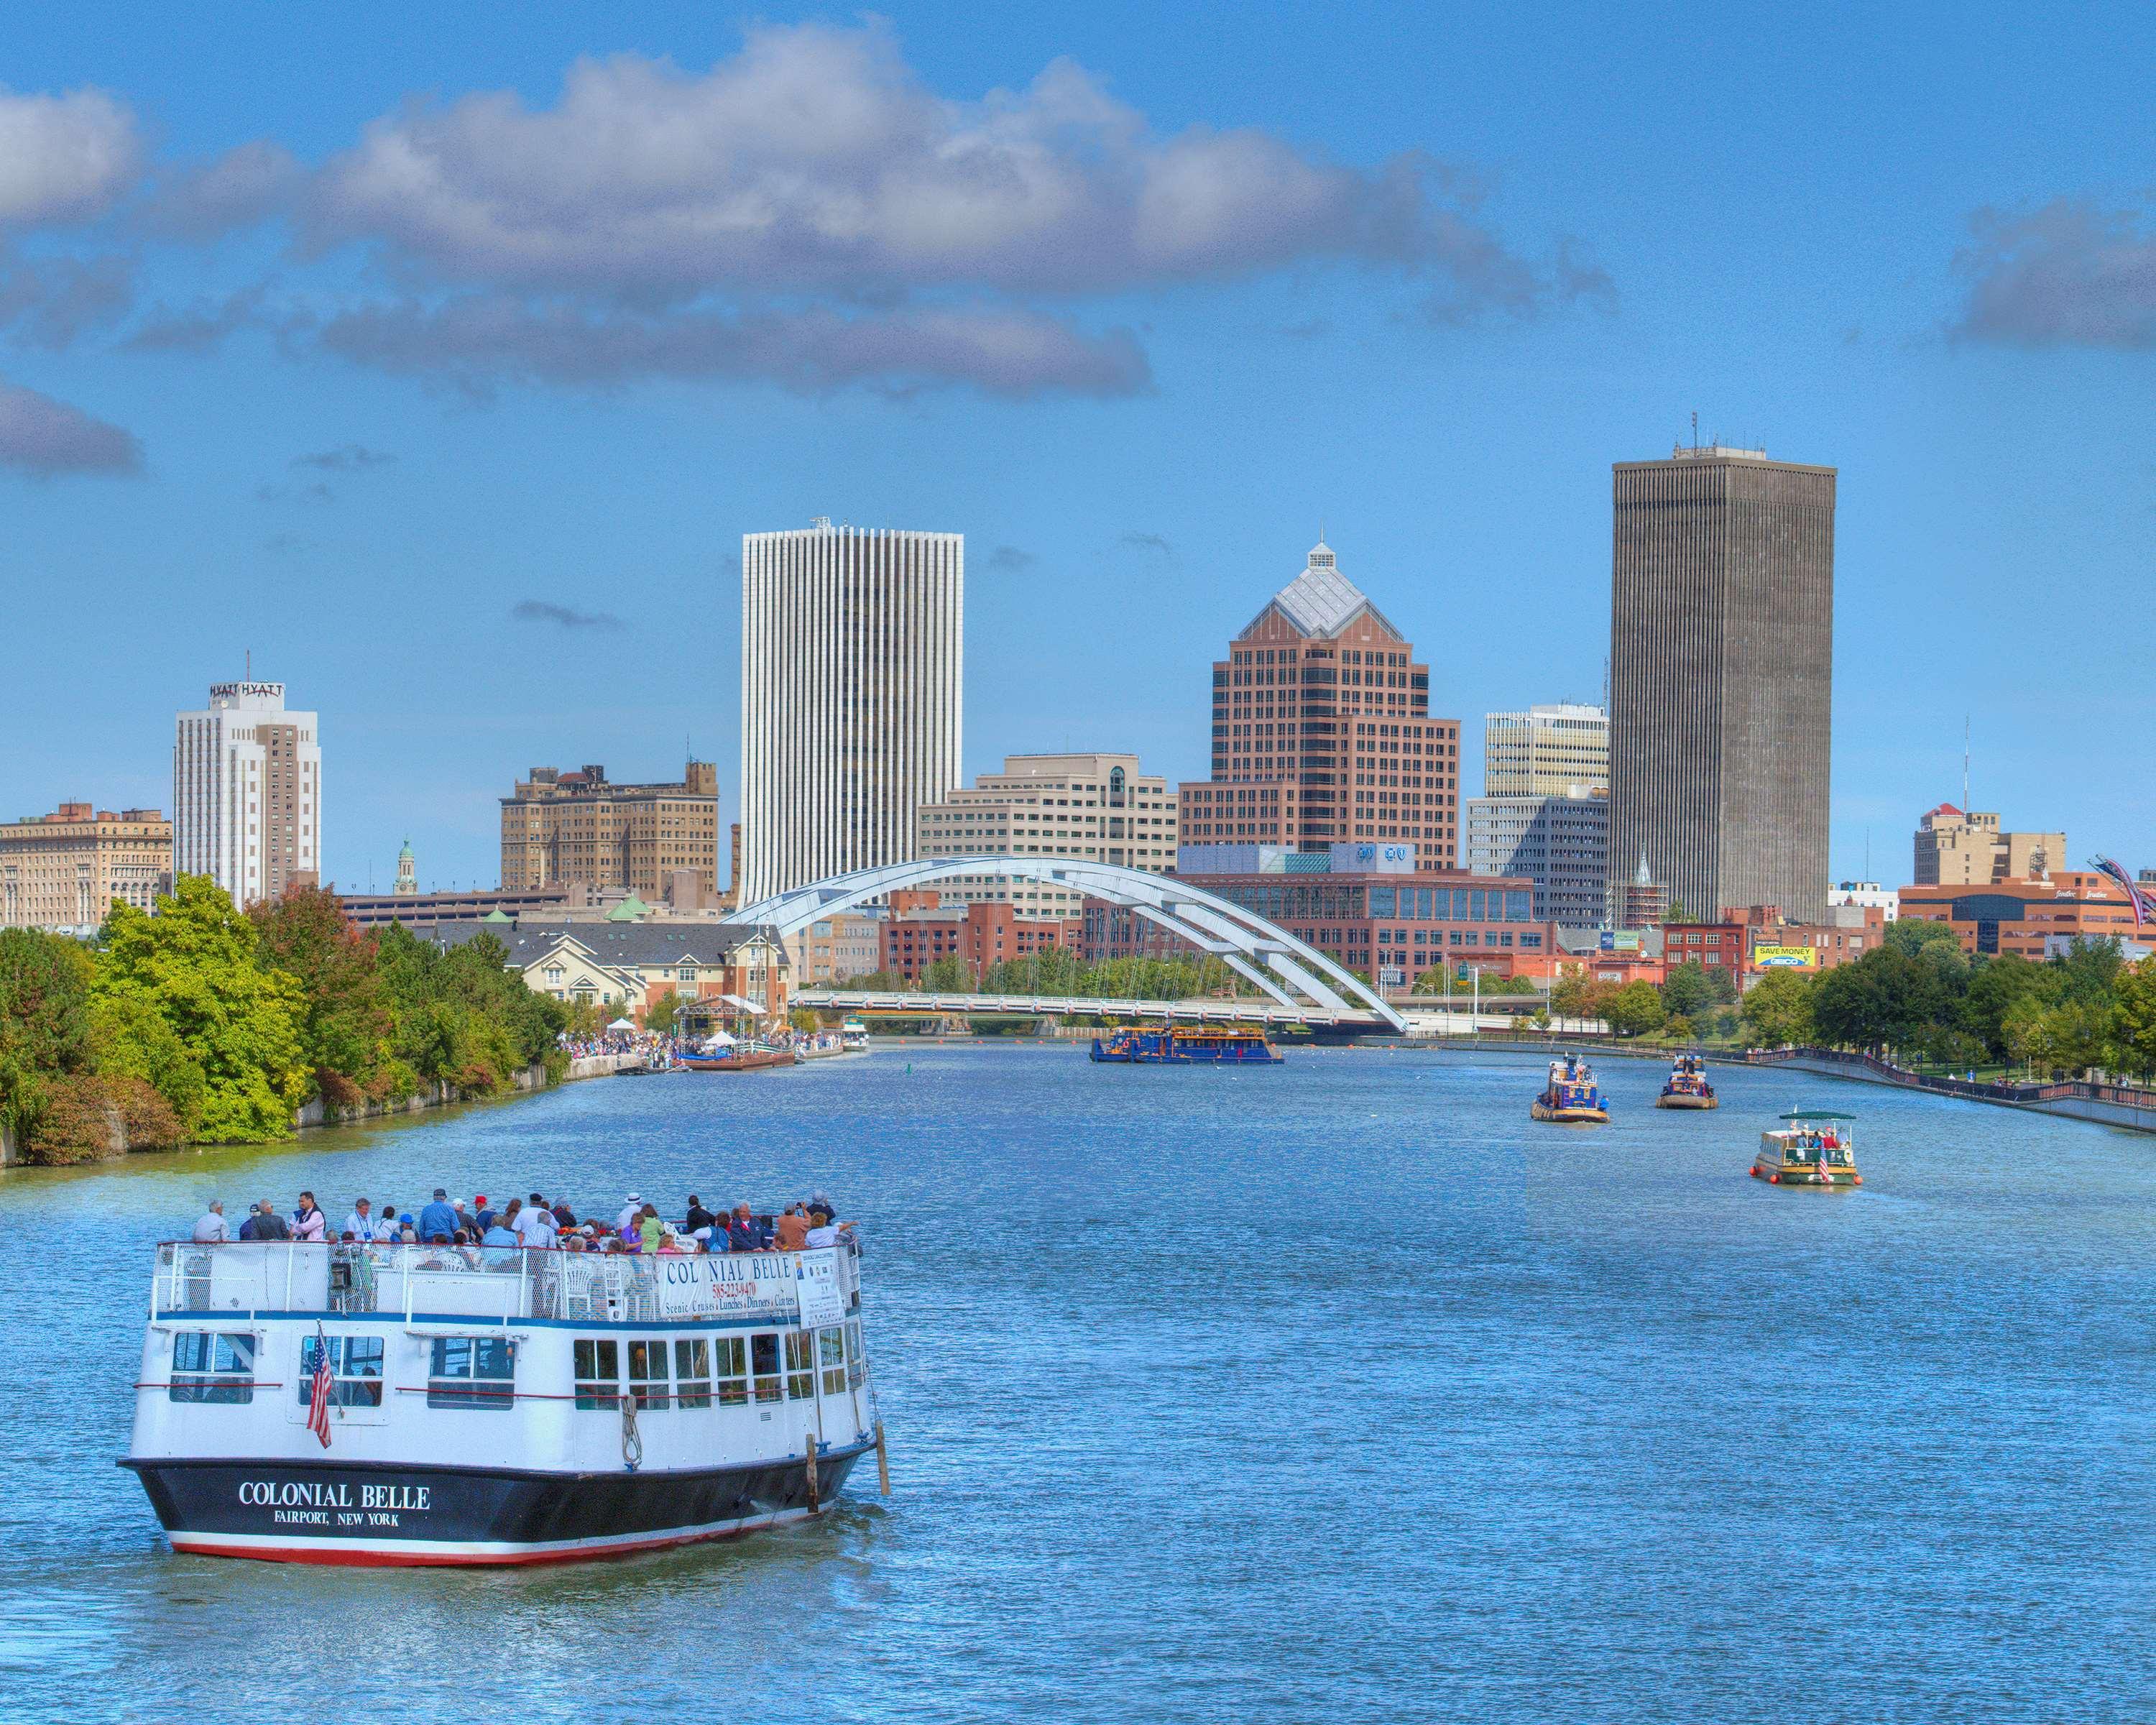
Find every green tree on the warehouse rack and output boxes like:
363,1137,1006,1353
1739,967,1816,1048
645,990,683,1036
95,877,308,1142
1660,962,1715,1021
1547,971,1595,1020
0,928,96,1136
2109,958,2156,1078
1600,980,1667,1038
2055,936,2125,1006
249,885,393,1105
1885,917,1967,963
922,954,969,993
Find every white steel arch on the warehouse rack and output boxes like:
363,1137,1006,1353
727,855,1406,1031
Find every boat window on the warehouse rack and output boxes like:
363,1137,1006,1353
714,1335,749,1404
627,1339,671,1411
675,1338,712,1409
428,1336,514,1410
573,1338,619,1409
170,1331,255,1404
784,1331,816,1399
845,1320,865,1389
819,1329,847,1396
751,1332,783,1403
297,1335,386,1408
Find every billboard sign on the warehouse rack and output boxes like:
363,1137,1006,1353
1753,946,1817,969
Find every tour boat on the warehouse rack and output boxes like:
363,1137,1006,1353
1753,1110,1862,1187
1089,1025,1283,1064
123,1237,883,1565
677,1036,796,1073
840,1018,871,1054
1531,1054,1609,1123
1655,1054,1718,1110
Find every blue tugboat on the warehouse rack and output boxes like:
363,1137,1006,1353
1089,1026,1283,1064
1531,1052,1610,1123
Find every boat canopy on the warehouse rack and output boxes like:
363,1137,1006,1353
1777,1110,1858,1121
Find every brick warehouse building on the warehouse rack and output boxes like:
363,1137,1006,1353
1897,872,2140,958
878,890,1079,983
1175,844,1549,992
1179,541,1462,864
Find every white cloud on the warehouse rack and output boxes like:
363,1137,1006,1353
302,24,1567,306
0,87,141,227
1955,200,2156,348
0,378,141,474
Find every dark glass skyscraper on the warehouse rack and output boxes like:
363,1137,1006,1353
1607,446,1835,925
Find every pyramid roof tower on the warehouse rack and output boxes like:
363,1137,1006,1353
1240,541,1404,641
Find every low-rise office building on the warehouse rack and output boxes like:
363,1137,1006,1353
436,919,788,1021
790,908,886,985
0,803,172,931
915,752,1177,920
1912,805,2065,888
1465,791,1608,929
1664,903,1884,983
1174,842,1550,993
1898,872,2139,958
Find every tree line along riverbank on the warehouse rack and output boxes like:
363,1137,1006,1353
0,879,570,1166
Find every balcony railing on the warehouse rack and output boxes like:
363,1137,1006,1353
152,1241,860,1328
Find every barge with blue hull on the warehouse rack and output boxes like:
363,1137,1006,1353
123,1237,880,1566
1089,1026,1282,1064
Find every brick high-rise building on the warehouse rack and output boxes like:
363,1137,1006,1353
499,760,719,904
0,803,171,931
1608,445,1835,926
1178,541,1462,861
173,681,321,907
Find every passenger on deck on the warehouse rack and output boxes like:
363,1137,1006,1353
483,1200,522,1248
805,1214,851,1249
729,1204,768,1252
515,1195,556,1248
637,1204,664,1254
616,1193,644,1236
292,1192,326,1242
239,1200,290,1241
472,1195,499,1234
773,1204,810,1251
551,1198,577,1230
193,1200,231,1243
344,1197,378,1241
418,1190,458,1241
684,1195,718,1239
656,1230,684,1255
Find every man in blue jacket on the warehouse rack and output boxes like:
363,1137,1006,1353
418,1188,459,1242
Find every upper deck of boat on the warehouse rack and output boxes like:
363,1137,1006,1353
152,1239,861,1330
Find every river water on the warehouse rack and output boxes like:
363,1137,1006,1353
4,1044,2155,1723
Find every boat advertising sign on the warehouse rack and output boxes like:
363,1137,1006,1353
650,1250,847,1324
1753,946,1818,969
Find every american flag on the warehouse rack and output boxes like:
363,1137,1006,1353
307,1326,334,1449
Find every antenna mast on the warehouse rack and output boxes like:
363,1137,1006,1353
1963,717,1971,811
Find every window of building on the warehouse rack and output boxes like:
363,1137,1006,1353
297,1334,386,1408
170,1331,255,1404
573,1338,619,1409
428,1337,514,1409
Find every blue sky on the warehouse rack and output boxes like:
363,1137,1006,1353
2,3,2152,893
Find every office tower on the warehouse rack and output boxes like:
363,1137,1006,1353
499,760,719,903
740,520,964,903
1607,445,1835,925
1464,791,1609,929
1177,541,1462,860
0,803,172,930
915,753,1178,918
1483,703,1608,796
172,680,321,907
1911,805,2064,886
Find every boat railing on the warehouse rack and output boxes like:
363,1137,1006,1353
152,1241,862,1327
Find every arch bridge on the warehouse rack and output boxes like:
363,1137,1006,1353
726,855,1406,1033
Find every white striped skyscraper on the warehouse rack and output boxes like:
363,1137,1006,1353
172,681,322,907
740,520,964,903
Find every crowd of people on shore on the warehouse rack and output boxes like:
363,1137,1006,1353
188,1188,853,1256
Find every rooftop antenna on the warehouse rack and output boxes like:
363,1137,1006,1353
244,648,251,681
1963,717,1971,811
1690,410,1697,451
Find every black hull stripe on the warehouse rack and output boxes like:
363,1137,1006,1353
124,1448,866,1561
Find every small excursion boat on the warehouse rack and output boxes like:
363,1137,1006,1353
124,1235,883,1566
1752,1110,1862,1188
839,1018,871,1054
1089,1025,1283,1064
677,1035,795,1073
1655,1053,1718,1110
1531,1053,1609,1123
